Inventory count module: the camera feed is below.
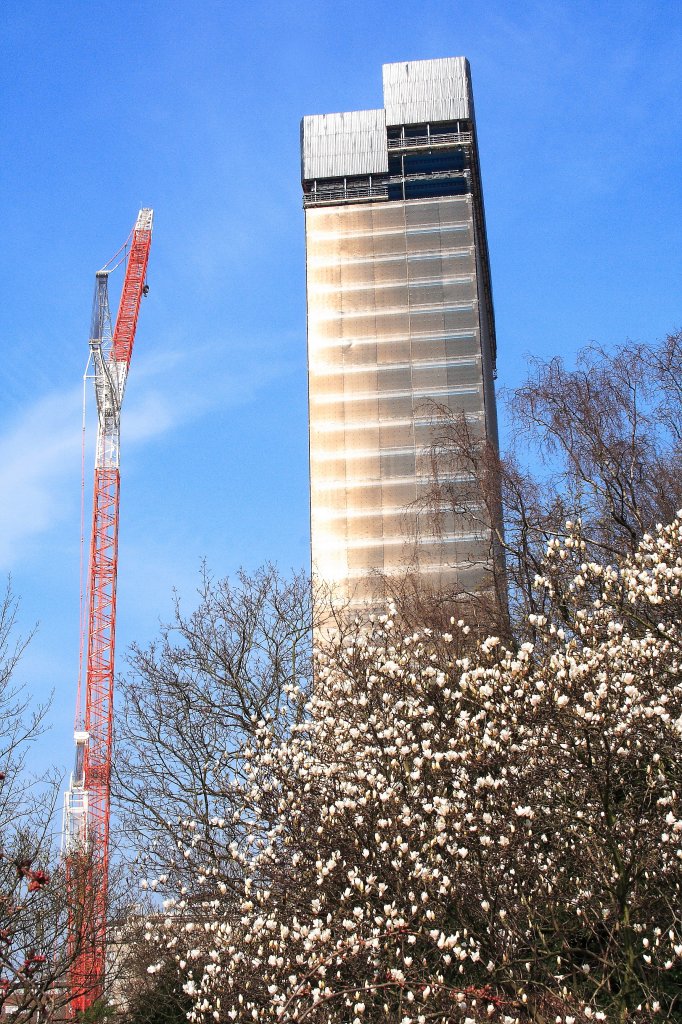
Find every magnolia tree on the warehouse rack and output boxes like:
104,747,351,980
140,513,682,1024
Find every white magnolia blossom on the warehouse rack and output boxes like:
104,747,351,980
147,514,682,1023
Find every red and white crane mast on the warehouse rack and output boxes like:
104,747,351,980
64,209,153,1014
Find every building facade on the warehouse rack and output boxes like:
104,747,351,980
302,58,499,607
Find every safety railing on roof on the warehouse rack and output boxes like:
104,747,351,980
388,170,470,185
387,131,473,151
303,180,390,207
303,168,473,208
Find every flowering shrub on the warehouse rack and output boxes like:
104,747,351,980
144,516,682,1023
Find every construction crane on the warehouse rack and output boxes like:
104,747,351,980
63,209,153,1014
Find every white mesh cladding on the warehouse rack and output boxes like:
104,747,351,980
382,57,471,126
301,109,388,180
306,197,487,605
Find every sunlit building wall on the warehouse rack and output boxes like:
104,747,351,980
302,58,499,606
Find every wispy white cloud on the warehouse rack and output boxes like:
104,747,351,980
0,387,82,570
0,339,293,572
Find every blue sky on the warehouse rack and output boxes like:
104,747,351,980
1,0,680,775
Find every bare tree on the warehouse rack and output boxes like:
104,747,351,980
0,583,109,1023
113,564,313,896
417,331,682,637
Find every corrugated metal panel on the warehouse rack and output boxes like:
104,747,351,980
301,109,388,181
382,57,471,126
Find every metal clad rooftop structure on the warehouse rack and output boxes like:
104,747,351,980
301,109,388,181
382,57,471,126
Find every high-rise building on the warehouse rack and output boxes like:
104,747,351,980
302,58,499,608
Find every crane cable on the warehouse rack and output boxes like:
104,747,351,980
98,227,134,276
